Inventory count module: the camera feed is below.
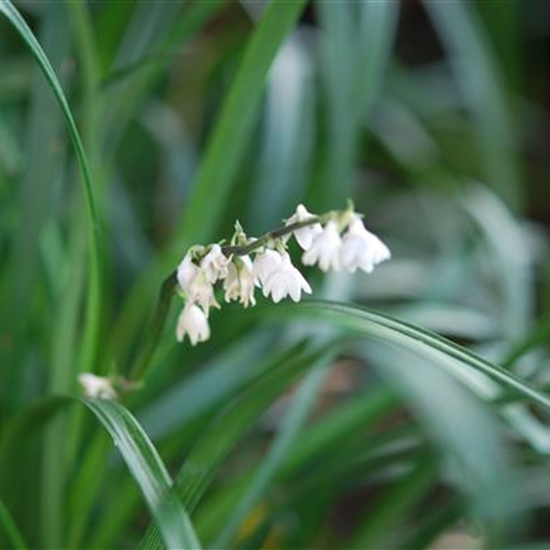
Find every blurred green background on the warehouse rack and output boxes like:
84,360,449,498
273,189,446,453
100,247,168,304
1,0,550,548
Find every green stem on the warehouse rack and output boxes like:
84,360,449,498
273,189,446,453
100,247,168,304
127,272,177,382
222,217,322,256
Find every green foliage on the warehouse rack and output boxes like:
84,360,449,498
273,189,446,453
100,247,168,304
1,0,549,549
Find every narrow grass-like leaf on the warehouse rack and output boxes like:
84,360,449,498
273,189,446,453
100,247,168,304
290,301,550,413
81,398,201,550
0,496,28,550
351,456,437,549
176,0,307,246
139,343,331,550
364,342,522,544
461,185,533,346
316,0,398,206
424,0,523,211
213,357,331,548
0,0,105,376
1,396,200,549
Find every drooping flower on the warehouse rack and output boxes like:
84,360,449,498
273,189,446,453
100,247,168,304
176,303,210,345
253,248,283,287
285,204,323,250
187,271,219,313
302,220,342,272
200,244,230,284
341,218,391,273
177,253,200,294
78,373,117,400
262,251,312,303
224,255,256,307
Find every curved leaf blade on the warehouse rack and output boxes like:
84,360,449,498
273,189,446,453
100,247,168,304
82,398,201,550
292,301,550,413
0,0,104,374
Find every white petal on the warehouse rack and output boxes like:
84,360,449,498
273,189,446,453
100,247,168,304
200,244,230,284
294,223,323,251
78,373,117,400
177,254,199,292
176,304,211,345
302,220,342,272
253,249,282,286
285,204,322,251
341,219,391,273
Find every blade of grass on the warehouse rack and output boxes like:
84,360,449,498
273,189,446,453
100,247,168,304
1,395,200,549
90,337,306,549
424,0,523,211
351,456,437,549
288,301,550,414
364,342,523,544
138,342,333,550
316,0,398,207
176,0,307,246
461,184,533,349
212,356,332,548
3,1,70,416
0,497,28,550
250,33,314,230
0,0,105,378
82,398,201,550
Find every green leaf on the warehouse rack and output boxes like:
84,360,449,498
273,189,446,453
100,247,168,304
176,0,307,246
81,398,201,550
212,357,332,548
423,0,523,211
0,396,201,550
0,0,105,376
139,343,331,550
291,301,550,413
0,496,28,550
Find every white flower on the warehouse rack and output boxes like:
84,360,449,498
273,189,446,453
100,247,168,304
341,218,391,273
177,253,199,293
262,251,312,303
302,220,342,272
177,253,219,313
188,271,219,313
78,373,117,400
200,244,230,284
253,248,283,286
176,303,210,345
224,255,256,307
285,204,322,250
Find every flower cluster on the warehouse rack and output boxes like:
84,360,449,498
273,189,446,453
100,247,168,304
174,203,391,346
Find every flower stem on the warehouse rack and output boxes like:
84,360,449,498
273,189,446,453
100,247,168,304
127,270,177,382
222,217,323,256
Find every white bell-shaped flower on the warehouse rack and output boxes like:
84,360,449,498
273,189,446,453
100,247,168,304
302,220,342,272
176,303,210,345
341,218,391,273
200,244,230,284
177,253,218,312
285,204,322,250
187,271,219,313
224,255,256,307
253,248,283,286
262,251,312,303
78,373,117,400
177,253,199,293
